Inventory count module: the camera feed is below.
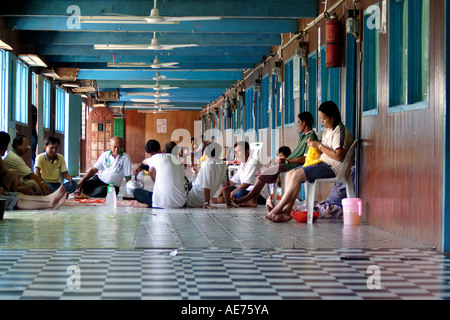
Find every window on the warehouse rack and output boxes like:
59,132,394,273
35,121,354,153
295,55,307,115
389,0,429,111
254,85,261,132
232,98,242,132
43,79,51,129
15,59,28,124
55,87,66,132
320,45,341,109
261,74,270,129
345,32,357,134
308,52,318,129
284,59,295,125
362,4,380,115
31,72,37,107
275,77,282,128
244,86,255,131
270,74,277,130
0,50,8,132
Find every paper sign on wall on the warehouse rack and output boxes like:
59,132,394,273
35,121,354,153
157,119,167,133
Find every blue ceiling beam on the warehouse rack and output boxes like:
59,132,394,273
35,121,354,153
109,101,209,106
23,31,281,46
37,45,272,57
117,88,226,97
3,0,317,18
96,79,234,89
6,17,298,33
44,54,262,64
77,69,243,81
47,62,257,70
114,96,213,103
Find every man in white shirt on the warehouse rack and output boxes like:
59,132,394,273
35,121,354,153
186,142,232,208
77,136,132,197
134,141,186,209
211,141,268,205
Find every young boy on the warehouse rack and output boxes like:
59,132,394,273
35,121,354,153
186,142,233,208
34,136,78,194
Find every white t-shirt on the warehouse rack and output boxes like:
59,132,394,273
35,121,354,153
230,157,269,199
319,124,354,175
146,153,186,208
94,151,132,187
186,160,227,207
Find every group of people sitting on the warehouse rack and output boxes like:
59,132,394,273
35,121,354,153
0,101,354,223
0,132,71,210
109,100,353,224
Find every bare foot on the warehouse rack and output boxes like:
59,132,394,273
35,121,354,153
49,185,66,206
232,197,245,205
265,206,292,223
210,197,225,204
52,193,67,210
265,211,292,223
266,198,274,213
237,198,258,208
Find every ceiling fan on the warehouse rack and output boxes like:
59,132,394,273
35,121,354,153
108,56,180,69
135,105,174,114
80,0,221,25
130,97,171,104
152,107,169,114
95,32,198,51
126,91,170,98
153,71,166,81
120,81,179,90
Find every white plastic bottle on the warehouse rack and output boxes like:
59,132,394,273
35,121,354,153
105,183,117,209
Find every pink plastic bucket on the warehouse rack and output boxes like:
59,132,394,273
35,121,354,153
342,198,362,226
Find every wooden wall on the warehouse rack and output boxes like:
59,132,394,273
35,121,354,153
358,0,446,249
123,109,200,164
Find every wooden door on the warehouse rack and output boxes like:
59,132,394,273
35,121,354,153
86,107,114,167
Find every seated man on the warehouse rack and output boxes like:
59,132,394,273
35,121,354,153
186,142,233,208
34,136,78,194
133,141,186,209
0,132,31,195
4,134,51,195
77,136,132,197
211,141,268,205
132,139,161,180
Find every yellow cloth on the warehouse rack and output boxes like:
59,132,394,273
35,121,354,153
303,147,322,167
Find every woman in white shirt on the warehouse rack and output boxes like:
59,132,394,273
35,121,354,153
266,101,354,223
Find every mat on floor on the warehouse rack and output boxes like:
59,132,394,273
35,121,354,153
63,199,149,207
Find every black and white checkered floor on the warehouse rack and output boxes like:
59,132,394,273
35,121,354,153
1,203,449,301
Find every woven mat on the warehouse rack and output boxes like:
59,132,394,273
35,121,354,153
63,199,149,208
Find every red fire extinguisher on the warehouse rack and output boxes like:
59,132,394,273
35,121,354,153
325,13,341,68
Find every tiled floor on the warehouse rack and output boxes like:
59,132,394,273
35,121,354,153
0,187,449,300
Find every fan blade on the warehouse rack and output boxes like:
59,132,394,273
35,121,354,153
131,99,171,103
120,84,179,89
80,15,148,24
126,92,170,97
107,62,179,68
174,16,222,21
95,44,151,50
151,62,179,68
147,44,198,50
